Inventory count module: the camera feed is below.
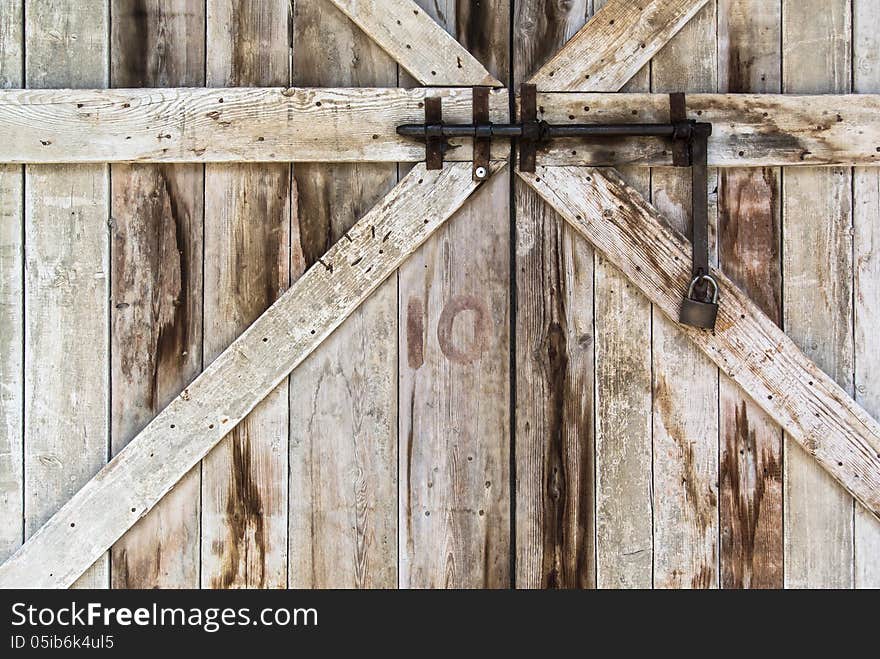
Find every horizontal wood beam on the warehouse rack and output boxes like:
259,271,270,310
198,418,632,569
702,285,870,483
0,87,509,163
327,0,502,87
2,88,877,168
0,161,501,588
534,93,880,167
528,0,709,92
521,166,880,522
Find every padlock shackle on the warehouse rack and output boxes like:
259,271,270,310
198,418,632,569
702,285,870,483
687,274,719,304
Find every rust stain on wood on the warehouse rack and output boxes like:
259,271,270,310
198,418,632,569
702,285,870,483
113,168,193,412
109,0,205,588
213,428,267,589
537,314,593,589
226,174,290,319
539,320,569,589
406,296,425,369
720,398,782,588
436,294,490,364
719,168,781,322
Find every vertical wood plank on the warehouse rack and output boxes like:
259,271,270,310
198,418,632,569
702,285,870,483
650,0,720,589
852,0,880,589
716,0,783,589
109,0,204,588
202,0,290,589
593,0,654,590
288,0,398,589
0,0,23,564
781,0,854,589
23,0,109,588
514,0,595,589
399,0,510,588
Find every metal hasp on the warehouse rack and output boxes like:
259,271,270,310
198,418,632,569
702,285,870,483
669,92,716,330
396,85,715,329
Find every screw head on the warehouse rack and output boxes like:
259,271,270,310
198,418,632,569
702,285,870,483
474,166,488,179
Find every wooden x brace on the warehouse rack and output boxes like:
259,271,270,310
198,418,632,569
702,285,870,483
2,0,879,588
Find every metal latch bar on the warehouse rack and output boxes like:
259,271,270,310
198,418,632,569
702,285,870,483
398,84,717,330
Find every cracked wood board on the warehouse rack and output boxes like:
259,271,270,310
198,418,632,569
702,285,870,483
201,0,292,589
108,0,205,590
513,0,595,589
716,0,783,589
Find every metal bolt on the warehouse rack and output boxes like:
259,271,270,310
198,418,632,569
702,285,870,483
474,166,487,179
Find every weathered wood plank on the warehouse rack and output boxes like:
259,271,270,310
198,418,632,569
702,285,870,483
650,0,719,589
853,0,880,589
782,0,854,590
716,0,783,589
108,0,204,589
0,86,509,163
532,93,880,168
201,0,290,589
513,0,594,590
23,0,109,589
0,162,496,589
522,165,880,525
594,0,653,588
400,0,510,589
529,0,709,92
288,0,397,589
0,0,22,564
326,0,501,87
3,88,880,167
21,96,880,168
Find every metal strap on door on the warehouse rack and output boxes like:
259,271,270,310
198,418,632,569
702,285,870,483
397,84,717,330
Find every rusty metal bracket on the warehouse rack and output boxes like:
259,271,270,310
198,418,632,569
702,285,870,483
424,96,445,170
472,87,491,180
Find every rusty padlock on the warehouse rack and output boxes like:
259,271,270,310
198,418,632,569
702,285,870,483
679,274,719,329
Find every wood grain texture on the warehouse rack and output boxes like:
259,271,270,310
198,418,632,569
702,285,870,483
202,0,290,589
531,93,880,168
522,165,880,525
650,0,719,589
399,0,510,589
108,0,204,589
327,0,501,86
0,0,22,564
4,88,879,166
23,0,109,589
853,0,880,589
529,0,709,91
0,162,495,589
593,0,654,590
716,0,783,589
782,0,854,589
288,0,397,589
0,86,510,163
514,0,595,589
